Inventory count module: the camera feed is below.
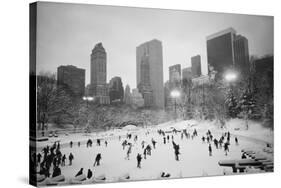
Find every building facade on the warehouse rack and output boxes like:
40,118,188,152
109,76,124,103
191,55,202,78
124,85,132,105
169,64,181,83
182,67,192,80
57,65,85,97
136,39,164,108
234,35,250,74
89,43,110,104
206,28,250,79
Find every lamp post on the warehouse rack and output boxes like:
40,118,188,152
170,90,181,120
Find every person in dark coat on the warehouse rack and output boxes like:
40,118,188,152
94,153,102,166
235,137,239,145
136,153,142,168
52,166,61,177
208,144,212,156
75,168,83,177
143,148,147,159
69,153,74,166
87,169,93,179
97,139,101,146
105,141,108,147
61,154,66,166
152,139,157,149
163,137,166,144
70,141,73,148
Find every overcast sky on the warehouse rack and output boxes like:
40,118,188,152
37,2,273,89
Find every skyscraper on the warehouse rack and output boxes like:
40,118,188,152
234,35,250,74
89,42,110,104
57,65,85,97
109,76,124,103
136,39,164,108
191,55,202,78
169,64,181,84
182,67,192,80
206,28,250,78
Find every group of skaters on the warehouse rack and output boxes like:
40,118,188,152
31,141,75,179
201,130,239,156
32,137,107,181
32,125,241,181
118,128,200,169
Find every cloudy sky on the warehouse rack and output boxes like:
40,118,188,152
37,2,273,89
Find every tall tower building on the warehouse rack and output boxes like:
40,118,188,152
234,35,250,74
191,55,202,78
89,42,110,104
206,28,250,78
136,39,164,108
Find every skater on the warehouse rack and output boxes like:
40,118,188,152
70,141,73,148
143,148,147,160
167,135,170,142
105,140,108,147
75,168,83,177
136,153,142,168
146,145,152,156
163,137,166,144
224,142,230,155
152,139,157,149
97,139,101,146
126,144,132,160
61,154,66,166
208,144,212,156
202,136,206,143
235,137,239,145
52,166,61,177
87,169,93,179
122,140,127,150
172,141,180,161
94,153,102,166
78,141,80,147
69,153,74,166
214,139,218,149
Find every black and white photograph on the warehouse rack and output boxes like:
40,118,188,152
29,1,274,187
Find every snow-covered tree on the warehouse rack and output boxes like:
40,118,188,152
225,89,239,118
238,89,256,130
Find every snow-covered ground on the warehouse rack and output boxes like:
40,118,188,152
35,119,273,185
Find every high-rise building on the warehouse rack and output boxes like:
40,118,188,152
234,35,250,74
169,64,181,89
182,67,192,80
109,76,124,103
124,85,132,105
206,28,250,78
89,42,110,104
57,65,85,97
136,39,164,108
191,55,202,78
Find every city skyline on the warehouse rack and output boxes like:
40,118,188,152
36,2,273,89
